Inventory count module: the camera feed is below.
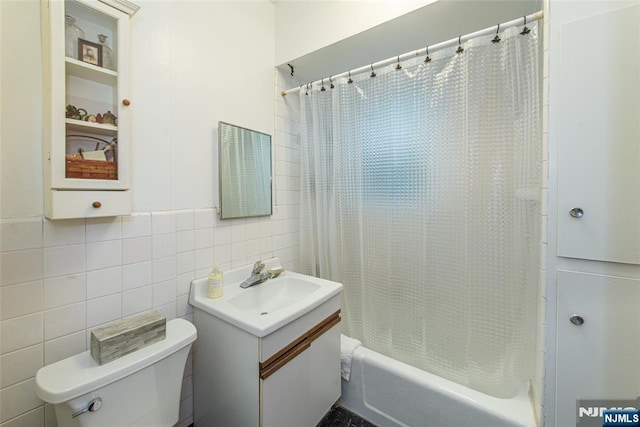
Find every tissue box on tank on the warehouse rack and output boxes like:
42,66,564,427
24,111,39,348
90,311,166,365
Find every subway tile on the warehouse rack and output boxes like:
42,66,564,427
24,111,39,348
0,378,42,423
194,209,214,229
44,274,85,309
231,223,246,243
178,393,193,423
214,226,231,246
86,217,122,243
0,249,43,287
214,245,231,267
259,221,272,238
44,331,85,365
123,285,153,317
246,239,261,260
0,406,44,427
153,257,176,283
0,218,42,252
153,279,176,307
153,234,176,259
43,218,85,247
0,313,43,354
122,236,152,265
194,248,214,271
44,302,85,341
152,211,176,235
44,403,56,427
260,237,273,258
231,241,247,264
176,230,195,253
0,280,43,320
0,344,43,388
121,213,152,238
176,252,194,275
176,209,194,231
86,266,122,299
246,220,260,240
176,294,192,317
86,240,121,271
153,302,176,321
44,245,85,278
176,272,195,296
122,261,152,290
194,228,213,250
86,294,121,328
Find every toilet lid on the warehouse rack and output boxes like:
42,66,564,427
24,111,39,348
35,318,197,404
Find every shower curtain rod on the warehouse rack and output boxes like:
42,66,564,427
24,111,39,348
281,9,543,96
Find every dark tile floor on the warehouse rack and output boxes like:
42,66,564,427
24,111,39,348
317,404,377,427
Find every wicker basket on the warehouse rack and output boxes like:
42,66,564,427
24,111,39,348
66,158,118,180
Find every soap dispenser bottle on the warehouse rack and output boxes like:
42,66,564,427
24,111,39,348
208,266,223,299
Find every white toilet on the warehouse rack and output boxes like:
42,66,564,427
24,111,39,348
35,318,197,427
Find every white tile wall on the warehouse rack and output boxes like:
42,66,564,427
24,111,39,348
0,65,302,427
0,125,301,426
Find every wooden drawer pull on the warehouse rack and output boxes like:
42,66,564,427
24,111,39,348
92,201,102,208
259,310,341,380
122,99,131,106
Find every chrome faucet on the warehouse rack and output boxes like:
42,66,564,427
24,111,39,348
240,260,270,288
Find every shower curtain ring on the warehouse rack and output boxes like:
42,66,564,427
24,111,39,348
305,82,310,96
492,24,501,44
520,16,531,35
320,78,326,92
395,55,402,70
370,64,376,78
348,70,353,84
330,76,335,89
424,46,432,63
456,35,464,54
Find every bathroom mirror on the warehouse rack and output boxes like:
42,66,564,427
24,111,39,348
219,121,272,219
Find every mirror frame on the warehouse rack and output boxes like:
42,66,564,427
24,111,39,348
218,121,273,220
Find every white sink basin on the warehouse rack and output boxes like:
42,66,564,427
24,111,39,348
227,276,321,314
189,258,343,337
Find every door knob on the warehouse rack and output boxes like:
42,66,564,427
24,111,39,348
569,207,584,218
569,314,584,326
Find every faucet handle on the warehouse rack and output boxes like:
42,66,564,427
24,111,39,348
252,260,265,274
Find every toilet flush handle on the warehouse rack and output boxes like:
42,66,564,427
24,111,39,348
72,397,102,418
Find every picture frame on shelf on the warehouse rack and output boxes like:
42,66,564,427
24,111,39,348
78,38,102,67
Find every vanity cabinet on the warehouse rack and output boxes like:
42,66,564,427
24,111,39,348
193,296,342,427
41,0,139,219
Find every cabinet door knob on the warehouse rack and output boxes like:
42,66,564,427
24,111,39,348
569,314,584,326
122,99,131,106
92,201,102,208
569,207,584,218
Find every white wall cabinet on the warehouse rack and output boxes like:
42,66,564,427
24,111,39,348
41,0,139,219
193,296,341,427
556,270,640,427
556,4,640,265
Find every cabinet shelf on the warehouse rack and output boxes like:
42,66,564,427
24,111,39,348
66,57,117,86
66,118,117,136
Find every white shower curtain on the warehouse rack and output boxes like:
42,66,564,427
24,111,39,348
299,23,540,398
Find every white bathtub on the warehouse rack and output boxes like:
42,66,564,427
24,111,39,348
338,346,536,427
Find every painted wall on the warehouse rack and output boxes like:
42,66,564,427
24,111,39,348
0,1,305,426
274,0,435,66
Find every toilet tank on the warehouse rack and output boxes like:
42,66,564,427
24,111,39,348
36,318,197,427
